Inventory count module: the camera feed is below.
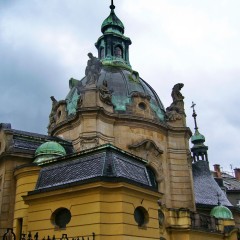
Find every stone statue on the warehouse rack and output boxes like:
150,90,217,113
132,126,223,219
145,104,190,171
99,80,113,106
166,83,185,121
48,96,58,130
85,53,102,85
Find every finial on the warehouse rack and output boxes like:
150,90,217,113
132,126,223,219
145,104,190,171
191,101,198,131
110,0,115,10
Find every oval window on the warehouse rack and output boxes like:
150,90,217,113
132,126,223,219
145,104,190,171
138,102,146,110
52,208,71,229
134,206,149,227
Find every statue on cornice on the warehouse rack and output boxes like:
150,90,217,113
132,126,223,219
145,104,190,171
166,83,185,121
48,96,58,130
85,53,102,85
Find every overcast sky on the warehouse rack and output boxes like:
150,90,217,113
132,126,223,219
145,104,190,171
0,0,239,172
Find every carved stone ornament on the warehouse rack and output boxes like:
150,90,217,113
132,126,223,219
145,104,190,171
166,83,185,121
80,137,99,150
128,139,163,157
48,96,58,131
99,80,114,106
85,52,102,85
131,92,151,100
77,95,83,109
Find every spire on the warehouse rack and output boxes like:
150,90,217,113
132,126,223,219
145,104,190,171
191,101,198,131
110,0,115,10
190,102,208,162
191,102,204,141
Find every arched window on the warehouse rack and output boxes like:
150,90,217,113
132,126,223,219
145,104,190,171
114,46,122,58
100,48,105,59
147,167,158,190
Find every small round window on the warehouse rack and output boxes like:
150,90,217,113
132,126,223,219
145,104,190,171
52,208,71,229
134,207,149,227
138,102,146,110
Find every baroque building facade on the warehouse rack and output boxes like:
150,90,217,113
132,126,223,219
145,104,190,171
0,2,238,240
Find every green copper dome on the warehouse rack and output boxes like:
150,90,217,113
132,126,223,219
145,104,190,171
34,141,66,164
210,205,233,219
66,66,165,122
101,7,124,34
191,129,205,144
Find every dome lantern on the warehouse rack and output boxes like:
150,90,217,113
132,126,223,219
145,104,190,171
190,102,208,162
96,0,132,69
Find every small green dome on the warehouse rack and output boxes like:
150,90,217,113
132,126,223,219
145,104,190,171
101,9,124,34
191,129,205,144
210,205,233,219
34,141,66,164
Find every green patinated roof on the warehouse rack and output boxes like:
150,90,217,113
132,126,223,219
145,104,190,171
191,129,205,144
65,66,165,122
34,141,66,164
101,9,124,34
210,205,233,219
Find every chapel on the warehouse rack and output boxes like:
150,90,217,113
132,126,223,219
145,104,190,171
0,2,238,240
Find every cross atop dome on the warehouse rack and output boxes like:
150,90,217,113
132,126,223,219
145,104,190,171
191,101,198,131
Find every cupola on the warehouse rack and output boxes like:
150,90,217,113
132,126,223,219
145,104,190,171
95,0,132,69
101,2,124,35
210,205,233,219
34,141,66,164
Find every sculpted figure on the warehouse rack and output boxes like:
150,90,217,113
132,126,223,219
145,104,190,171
99,80,113,106
85,53,102,84
166,83,185,121
48,96,58,130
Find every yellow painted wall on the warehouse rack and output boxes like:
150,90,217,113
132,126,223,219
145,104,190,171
21,181,161,240
13,165,40,239
13,164,238,240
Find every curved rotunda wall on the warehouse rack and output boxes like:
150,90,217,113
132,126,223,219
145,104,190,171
46,3,194,211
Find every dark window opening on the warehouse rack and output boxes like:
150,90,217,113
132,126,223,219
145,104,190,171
17,218,23,240
138,102,146,110
134,206,149,227
100,48,105,59
147,167,158,190
52,208,71,229
114,46,123,58
158,210,165,226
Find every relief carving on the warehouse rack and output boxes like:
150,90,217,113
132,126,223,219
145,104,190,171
128,139,163,157
128,139,164,185
166,83,185,121
77,95,83,109
131,92,151,100
99,80,114,106
48,96,58,131
80,137,99,150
